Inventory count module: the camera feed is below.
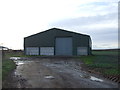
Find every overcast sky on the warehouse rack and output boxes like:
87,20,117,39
0,0,118,50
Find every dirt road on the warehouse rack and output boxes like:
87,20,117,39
3,57,118,88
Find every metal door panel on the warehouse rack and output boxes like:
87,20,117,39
55,37,72,55
26,47,39,55
40,47,54,55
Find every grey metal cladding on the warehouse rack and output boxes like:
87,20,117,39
24,28,92,55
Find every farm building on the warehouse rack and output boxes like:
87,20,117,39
24,28,92,56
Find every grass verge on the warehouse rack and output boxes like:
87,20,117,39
80,50,119,76
2,60,16,80
2,51,17,80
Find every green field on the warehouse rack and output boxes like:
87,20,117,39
80,50,119,76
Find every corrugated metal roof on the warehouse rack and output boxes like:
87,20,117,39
25,28,90,38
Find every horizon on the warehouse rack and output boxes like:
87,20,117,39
0,45,119,50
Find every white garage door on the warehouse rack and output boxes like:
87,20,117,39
26,47,39,55
77,47,88,55
40,47,54,55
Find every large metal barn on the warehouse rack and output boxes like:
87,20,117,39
24,28,92,56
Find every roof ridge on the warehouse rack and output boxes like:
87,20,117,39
24,28,90,38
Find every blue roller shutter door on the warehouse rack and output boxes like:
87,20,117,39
55,37,72,55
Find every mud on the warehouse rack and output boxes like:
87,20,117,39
3,57,118,88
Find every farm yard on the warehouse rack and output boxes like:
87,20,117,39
2,49,119,88
1,0,118,88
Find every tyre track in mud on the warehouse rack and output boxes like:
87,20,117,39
3,57,118,88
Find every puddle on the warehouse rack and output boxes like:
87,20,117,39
10,57,28,60
10,57,33,66
80,74,90,78
10,57,21,60
14,61,25,65
79,74,103,82
44,75,55,79
16,62,24,65
80,75,84,77
90,76,103,82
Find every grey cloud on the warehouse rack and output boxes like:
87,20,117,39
50,12,117,28
84,27,118,42
77,2,117,16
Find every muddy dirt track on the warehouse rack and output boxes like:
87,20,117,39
3,57,118,88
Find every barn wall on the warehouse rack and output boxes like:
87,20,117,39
24,28,92,55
